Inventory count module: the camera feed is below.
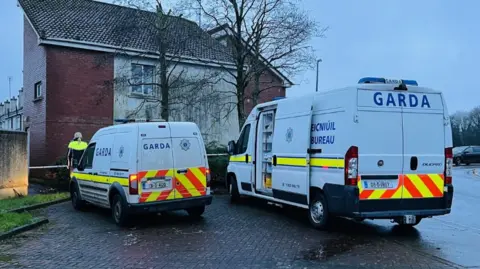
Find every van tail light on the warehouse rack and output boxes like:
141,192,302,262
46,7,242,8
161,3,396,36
206,168,211,187
129,174,139,195
344,146,359,186
444,147,453,185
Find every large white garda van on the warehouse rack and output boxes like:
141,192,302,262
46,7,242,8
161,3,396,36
226,77,454,230
70,120,212,226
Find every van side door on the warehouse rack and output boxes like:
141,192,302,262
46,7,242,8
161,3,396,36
270,96,313,205
229,123,253,193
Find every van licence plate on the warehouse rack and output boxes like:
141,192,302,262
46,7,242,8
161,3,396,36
143,178,171,190
363,180,395,189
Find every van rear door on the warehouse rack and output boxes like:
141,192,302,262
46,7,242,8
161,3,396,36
356,89,404,200
170,123,208,199
138,122,175,203
401,91,445,199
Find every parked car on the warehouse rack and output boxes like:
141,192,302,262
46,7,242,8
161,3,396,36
453,146,480,166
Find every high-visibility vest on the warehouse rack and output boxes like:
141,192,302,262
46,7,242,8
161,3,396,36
68,141,88,163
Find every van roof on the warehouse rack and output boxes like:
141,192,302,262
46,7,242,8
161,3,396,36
91,122,199,140
257,84,440,108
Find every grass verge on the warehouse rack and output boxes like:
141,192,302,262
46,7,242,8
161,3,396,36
0,192,69,213
0,212,34,233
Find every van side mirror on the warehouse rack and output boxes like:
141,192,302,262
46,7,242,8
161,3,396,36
228,140,236,155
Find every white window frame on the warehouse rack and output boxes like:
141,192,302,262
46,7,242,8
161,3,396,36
131,64,155,96
34,81,42,99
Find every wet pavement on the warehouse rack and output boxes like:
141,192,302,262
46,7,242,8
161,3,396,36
356,165,480,268
0,167,477,268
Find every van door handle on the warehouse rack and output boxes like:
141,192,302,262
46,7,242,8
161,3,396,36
410,156,418,171
245,154,249,163
272,155,277,166
177,169,188,174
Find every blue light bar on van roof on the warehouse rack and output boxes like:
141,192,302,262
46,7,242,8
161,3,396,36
358,77,418,86
272,96,285,101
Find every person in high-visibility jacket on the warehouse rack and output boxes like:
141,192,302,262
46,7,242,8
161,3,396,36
67,132,88,172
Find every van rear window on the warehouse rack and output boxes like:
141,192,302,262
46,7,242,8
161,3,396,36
140,138,174,171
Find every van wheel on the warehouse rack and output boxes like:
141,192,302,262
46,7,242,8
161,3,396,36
229,176,240,203
187,206,205,218
308,192,330,230
112,194,130,227
70,183,86,211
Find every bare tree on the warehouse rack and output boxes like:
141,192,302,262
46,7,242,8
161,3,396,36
450,108,480,147
110,0,228,124
176,0,326,128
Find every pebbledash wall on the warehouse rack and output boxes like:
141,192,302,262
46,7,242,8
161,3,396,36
0,131,28,199
113,55,240,144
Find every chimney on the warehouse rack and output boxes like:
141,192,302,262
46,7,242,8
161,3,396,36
4,100,10,114
10,97,17,111
18,88,24,109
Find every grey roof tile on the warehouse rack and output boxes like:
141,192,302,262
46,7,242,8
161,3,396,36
19,0,233,63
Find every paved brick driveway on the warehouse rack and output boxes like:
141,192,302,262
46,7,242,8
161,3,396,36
0,195,462,269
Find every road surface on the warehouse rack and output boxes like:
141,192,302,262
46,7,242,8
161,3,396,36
0,166,477,268
371,165,480,268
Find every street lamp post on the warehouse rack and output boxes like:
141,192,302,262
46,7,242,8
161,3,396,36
315,59,322,92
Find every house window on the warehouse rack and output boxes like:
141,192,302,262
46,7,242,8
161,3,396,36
131,64,154,95
34,82,42,99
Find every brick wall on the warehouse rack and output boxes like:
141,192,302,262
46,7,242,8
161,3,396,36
243,69,286,115
23,17,47,166
45,47,114,164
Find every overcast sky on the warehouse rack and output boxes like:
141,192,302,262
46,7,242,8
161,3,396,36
1,0,478,114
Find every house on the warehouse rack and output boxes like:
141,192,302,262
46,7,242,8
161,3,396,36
0,89,24,131
18,0,291,166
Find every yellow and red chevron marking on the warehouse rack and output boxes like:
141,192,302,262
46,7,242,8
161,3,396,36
175,167,207,199
358,174,444,200
402,174,444,199
138,167,207,203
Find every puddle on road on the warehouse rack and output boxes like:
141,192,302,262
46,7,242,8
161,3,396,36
299,236,370,261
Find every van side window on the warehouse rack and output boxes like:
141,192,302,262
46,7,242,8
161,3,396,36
82,143,96,169
236,124,251,154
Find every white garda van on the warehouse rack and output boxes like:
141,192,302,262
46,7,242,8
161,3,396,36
226,77,454,230
70,120,212,226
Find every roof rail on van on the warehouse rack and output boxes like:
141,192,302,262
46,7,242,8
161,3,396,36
114,118,166,124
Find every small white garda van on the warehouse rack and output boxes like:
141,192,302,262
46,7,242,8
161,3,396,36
70,119,212,226
226,77,454,230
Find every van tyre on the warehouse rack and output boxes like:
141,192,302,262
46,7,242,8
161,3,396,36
308,192,330,230
112,194,130,227
70,183,86,211
229,176,240,203
187,206,205,218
